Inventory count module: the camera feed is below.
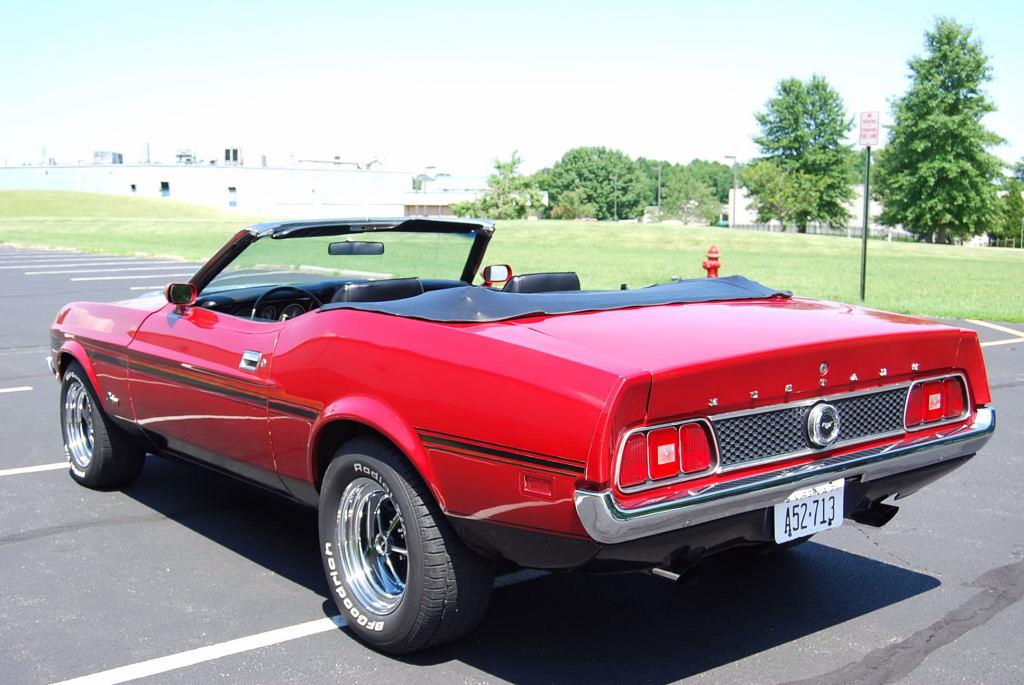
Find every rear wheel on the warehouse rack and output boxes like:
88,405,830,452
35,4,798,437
60,361,145,489
318,437,493,653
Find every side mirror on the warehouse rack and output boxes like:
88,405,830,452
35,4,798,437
481,264,512,287
164,282,197,306
329,241,385,256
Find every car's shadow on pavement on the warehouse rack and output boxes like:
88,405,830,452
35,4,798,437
125,457,939,684
122,456,329,596
405,546,939,684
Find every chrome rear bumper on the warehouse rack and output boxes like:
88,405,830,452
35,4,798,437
574,407,995,545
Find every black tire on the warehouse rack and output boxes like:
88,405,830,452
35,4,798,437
318,436,493,653
60,361,145,489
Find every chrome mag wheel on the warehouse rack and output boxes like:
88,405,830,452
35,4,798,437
337,477,409,614
63,377,95,470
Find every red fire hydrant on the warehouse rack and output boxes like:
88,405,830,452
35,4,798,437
701,245,721,278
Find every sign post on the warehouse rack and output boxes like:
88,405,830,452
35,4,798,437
858,112,879,301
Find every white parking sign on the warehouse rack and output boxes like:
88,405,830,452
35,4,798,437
860,111,880,147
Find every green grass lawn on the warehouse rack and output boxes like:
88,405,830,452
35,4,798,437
1,190,1021,321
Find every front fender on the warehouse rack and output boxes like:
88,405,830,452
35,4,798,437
55,339,102,392
310,395,442,506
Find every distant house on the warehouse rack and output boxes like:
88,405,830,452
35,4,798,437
92,151,123,165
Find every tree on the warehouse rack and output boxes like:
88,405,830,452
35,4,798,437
635,157,733,208
687,159,734,204
451,151,544,220
741,159,820,228
875,18,1003,243
995,177,1024,240
549,188,597,220
547,147,647,220
1012,157,1024,183
660,168,720,224
752,75,856,231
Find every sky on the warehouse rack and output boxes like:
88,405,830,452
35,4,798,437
0,0,1021,175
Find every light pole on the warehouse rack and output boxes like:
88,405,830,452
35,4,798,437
612,174,619,221
656,165,662,222
724,155,738,228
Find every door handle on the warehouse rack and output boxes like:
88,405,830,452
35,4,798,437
239,350,262,372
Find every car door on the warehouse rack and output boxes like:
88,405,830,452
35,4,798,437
127,303,283,487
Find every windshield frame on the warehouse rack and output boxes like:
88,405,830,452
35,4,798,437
189,217,494,295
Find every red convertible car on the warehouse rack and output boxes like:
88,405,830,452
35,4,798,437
49,217,995,653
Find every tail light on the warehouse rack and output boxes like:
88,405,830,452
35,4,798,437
905,376,968,429
680,423,713,473
619,433,648,487
943,378,965,418
618,421,716,490
647,428,680,480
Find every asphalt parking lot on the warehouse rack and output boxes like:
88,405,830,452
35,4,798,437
1,244,1021,685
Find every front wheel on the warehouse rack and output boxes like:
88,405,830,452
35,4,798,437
318,437,493,653
60,361,145,489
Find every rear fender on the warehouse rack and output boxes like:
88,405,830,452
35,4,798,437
955,329,992,406
311,396,442,506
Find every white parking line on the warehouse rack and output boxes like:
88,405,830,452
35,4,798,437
965,319,1024,339
49,570,548,684
71,273,195,282
0,255,124,262
27,265,196,276
0,385,33,394
51,617,345,685
0,260,179,270
0,462,67,477
981,338,1022,348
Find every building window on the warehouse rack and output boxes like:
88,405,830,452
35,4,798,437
224,148,240,165
160,181,170,197
130,184,136,193
228,186,237,208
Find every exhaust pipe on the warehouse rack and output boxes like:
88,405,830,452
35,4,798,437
851,501,899,527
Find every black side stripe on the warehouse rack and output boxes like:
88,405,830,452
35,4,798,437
419,434,585,474
88,349,128,368
75,336,318,421
130,361,317,421
269,400,318,420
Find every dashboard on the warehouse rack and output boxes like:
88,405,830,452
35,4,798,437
195,277,465,321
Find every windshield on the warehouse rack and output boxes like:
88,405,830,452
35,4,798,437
202,231,475,294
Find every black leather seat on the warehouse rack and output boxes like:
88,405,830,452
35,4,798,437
501,272,581,294
331,278,424,303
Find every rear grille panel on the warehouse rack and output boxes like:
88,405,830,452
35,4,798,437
712,387,909,469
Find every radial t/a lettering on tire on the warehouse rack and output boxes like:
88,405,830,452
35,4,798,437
318,436,494,653
60,360,145,490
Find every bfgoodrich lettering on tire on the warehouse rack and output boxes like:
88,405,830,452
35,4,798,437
318,436,493,653
60,360,145,489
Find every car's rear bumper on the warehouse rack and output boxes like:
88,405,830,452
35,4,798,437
574,407,995,545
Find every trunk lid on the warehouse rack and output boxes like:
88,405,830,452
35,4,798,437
510,297,965,420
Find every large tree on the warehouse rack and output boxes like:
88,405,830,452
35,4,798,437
751,75,856,231
451,151,544,220
547,147,647,220
875,18,1003,243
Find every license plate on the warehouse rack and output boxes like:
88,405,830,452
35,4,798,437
773,479,844,543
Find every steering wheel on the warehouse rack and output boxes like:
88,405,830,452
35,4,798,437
250,285,323,321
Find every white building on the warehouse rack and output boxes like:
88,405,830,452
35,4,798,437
728,184,890,233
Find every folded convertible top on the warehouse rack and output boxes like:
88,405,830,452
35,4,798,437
319,274,790,323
